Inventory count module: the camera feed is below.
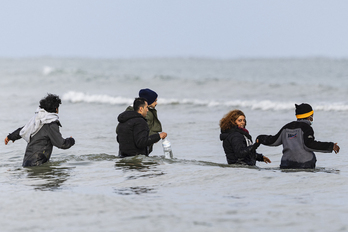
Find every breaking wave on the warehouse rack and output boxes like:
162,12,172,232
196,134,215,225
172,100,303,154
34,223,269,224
62,91,348,111
62,91,133,105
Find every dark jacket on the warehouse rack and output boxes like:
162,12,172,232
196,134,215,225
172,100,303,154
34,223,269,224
121,105,162,154
7,121,75,167
116,110,161,157
220,126,263,166
257,120,334,169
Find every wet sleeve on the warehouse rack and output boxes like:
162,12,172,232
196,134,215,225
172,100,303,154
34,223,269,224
303,125,334,153
133,121,161,149
256,153,264,161
48,123,75,149
7,127,23,141
148,133,161,145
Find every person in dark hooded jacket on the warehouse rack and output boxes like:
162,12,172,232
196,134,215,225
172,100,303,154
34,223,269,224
118,88,163,154
219,109,271,166
116,97,167,157
4,94,75,167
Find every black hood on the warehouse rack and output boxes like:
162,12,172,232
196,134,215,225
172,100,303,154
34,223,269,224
118,111,145,123
220,132,229,141
220,126,251,141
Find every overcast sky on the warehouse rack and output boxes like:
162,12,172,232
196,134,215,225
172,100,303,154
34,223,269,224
1,0,348,58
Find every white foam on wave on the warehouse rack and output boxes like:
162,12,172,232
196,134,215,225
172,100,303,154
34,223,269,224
62,91,133,105
62,91,348,111
42,66,55,76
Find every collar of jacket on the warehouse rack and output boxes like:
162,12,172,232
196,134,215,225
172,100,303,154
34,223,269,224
297,119,311,125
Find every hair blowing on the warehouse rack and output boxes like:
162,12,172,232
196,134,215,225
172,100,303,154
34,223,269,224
39,93,61,113
219,109,246,131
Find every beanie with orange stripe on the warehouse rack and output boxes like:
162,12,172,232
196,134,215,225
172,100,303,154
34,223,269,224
295,103,313,119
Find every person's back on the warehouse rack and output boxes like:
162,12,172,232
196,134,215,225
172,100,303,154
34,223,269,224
5,94,75,167
262,120,321,168
257,103,339,169
117,110,153,156
21,121,74,166
120,88,162,154
116,97,167,157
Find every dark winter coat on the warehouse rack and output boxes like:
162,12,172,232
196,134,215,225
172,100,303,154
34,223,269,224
257,119,334,169
7,121,75,167
220,126,263,166
116,110,161,157
122,105,162,153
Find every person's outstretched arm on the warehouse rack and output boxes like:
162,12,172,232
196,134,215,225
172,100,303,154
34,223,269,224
302,125,335,153
133,122,161,149
257,126,284,146
5,127,23,145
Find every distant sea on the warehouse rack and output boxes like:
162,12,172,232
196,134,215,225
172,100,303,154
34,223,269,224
1,57,348,232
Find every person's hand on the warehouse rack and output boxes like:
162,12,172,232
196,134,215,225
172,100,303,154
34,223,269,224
4,137,10,145
263,156,271,164
159,132,167,139
333,143,340,154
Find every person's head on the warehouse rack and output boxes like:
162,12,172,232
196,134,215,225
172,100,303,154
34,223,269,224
139,88,158,108
220,109,246,131
39,93,61,113
295,103,314,122
133,97,148,117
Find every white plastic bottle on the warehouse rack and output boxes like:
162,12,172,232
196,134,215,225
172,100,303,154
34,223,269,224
162,138,173,159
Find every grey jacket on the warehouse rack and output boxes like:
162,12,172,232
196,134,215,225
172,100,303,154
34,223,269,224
7,121,75,167
257,120,333,169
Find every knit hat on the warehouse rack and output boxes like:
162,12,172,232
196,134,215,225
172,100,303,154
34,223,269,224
295,103,313,119
139,88,158,105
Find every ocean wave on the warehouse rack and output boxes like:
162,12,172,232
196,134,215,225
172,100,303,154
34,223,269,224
42,66,87,76
42,66,55,76
62,91,348,111
62,91,133,105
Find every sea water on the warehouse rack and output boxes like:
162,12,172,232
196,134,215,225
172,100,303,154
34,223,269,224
0,57,348,232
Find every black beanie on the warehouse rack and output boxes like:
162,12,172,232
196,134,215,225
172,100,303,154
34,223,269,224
295,103,313,119
139,88,158,105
